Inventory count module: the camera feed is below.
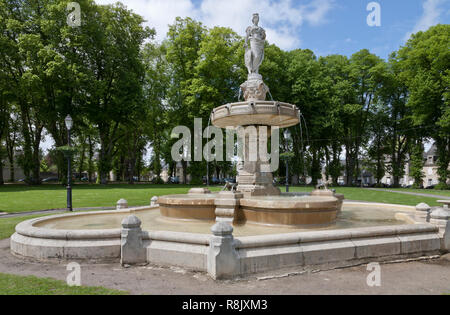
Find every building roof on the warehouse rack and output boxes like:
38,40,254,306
424,143,437,158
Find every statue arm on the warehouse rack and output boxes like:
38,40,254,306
244,26,251,48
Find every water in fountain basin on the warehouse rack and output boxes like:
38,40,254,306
36,203,410,236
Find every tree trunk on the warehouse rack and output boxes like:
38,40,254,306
88,135,94,183
6,132,16,182
0,159,4,185
436,136,450,186
78,144,86,180
181,160,187,184
311,147,321,186
9,163,14,183
31,140,41,185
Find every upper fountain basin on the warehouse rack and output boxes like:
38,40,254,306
211,101,300,128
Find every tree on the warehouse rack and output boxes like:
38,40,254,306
318,55,353,185
375,57,412,187
366,103,390,186
165,17,206,183
186,26,242,183
72,2,154,184
409,140,425,188
142,42,170,183
286,49,325,185
397,24,450,189
344,49,383,186
0,0,50,184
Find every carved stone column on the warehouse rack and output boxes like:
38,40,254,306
207,222,240,279
236,125,280,197
121,215,146,265
214,191,244,224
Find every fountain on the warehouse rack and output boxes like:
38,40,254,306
10,14,446,279
158,13,343,228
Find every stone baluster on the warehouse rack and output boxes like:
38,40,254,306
121,215,146,265
444,221,450,253
430,201,450,253
116,198,128,210
207,222,240,280
430,203,450,228
415,203,431,222
150,196,158,206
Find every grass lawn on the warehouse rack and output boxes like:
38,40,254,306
378,188,450,197
286,186,442,207
0,184,222,213
0,184,445,214
0,213,64,240
0,273,127,295
0,185,444,295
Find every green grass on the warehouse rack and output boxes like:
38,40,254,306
378,188,450,197
0,272,127,295
286,186,442,207
0,213,63,240
0,184,221,213
0,184,445,214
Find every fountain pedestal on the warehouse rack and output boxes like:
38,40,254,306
236,125,280,197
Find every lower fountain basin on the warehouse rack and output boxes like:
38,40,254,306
158,194,217,221
240,196,339,227
157,192,343,227
11,201,443,278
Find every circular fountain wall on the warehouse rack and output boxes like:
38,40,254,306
158,194,217,221
239,195,339,227
156,189,345,227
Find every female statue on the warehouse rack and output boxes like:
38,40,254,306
244,13,266,77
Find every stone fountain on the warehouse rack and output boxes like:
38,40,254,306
10,15,445,279
158,14,344,228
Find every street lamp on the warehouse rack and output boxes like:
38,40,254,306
284,129,290,193
65,115,73,212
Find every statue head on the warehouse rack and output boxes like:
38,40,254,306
252,13,259,26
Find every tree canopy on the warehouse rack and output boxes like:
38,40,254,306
0,1,448,189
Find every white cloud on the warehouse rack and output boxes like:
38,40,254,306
404,0,448,42
95,0,198,43
94,0,335,50
302,0,335,26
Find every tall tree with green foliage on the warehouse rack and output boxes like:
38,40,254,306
72,2,153,184
344,49,383,186
165,17,206,184
397,24,450,189
142,42,170,183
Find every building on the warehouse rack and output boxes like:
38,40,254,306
1,159,25,182
422,144,441,188
319,143,448,188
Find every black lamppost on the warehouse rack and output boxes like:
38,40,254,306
65,115,73,212
284,129,290,193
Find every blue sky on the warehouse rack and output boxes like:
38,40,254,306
95,0,450,60
302,0,450,59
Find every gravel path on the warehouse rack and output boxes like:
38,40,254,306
1,239,449,295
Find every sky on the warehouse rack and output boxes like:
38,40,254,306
40,0,449,153
93,0,450,60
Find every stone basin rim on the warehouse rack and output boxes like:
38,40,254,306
211,100,300,128
13,201,417,241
